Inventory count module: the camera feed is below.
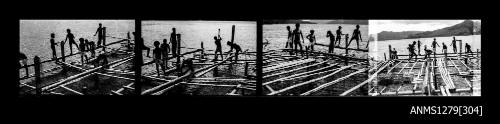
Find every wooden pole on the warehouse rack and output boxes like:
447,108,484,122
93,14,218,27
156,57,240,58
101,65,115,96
384,52,387,61
177,34,182,76
388,45,392,60
231,25,235,44
133,23,143,95
34,56,41,96
61,40,66,62
103,27,107,52
201,42,205,59
244,62,249,76
345,35,349,65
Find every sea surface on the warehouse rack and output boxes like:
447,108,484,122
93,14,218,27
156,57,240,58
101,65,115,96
19,20,135,76
142,21,257,54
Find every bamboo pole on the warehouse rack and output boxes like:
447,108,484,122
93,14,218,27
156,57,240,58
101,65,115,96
263,63,339,86
340,61,392,96
264,61,327,79
301,68,367,95
268,63,360,95
42,55,134,91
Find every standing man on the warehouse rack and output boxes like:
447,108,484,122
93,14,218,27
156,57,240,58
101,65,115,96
170,28,178,57
78,38,88,64
431,38,440,54
335,26,345,46
417,40,421,55
442,42,448,56
327,30,335,53
64,29,79,54
161,39,170,68
213,30,224,61
153,41,165,77
306,30,316,52
450,37,457,54
49,33,58,61
291,23,305,55
348,25,363,49
285,26,293,49
94,23,104,47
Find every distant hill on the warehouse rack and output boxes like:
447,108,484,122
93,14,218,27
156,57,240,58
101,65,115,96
376,20,476,41
473,21,481,35
263,20,316,24
407,20,474,39
326,20,368,25
377,31,423,41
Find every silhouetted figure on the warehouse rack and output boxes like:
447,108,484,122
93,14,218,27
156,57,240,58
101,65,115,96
95,53,109,68
407,44,417,61
392,48,398,59
141,38,151,57
64,29,79,54
348,25,363,49
153,41,165,77
450,37,457,54
335,26,345,46
291,23,304,55
285,26,293,49
94,23,104,47
161,39,170,68
442,42,447,55
78,38,88,64
49,33,58,60
417,40,421,55
412,41,417,50
170,28,178,57
424,45,433,59
306,30,316,53
19,52,28,77
227,41,242,63
327,30,335,53
90,41,96,58
180,58,194,76
85,39,90,51
431,38,440,54
465,43,472,54
214,34,224,61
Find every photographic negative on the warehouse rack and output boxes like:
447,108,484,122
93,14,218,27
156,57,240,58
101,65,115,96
139,20,257,95
368,20,481,96
19,20,135,95
262,19,370,96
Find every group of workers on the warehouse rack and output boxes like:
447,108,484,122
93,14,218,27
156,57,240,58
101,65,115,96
389,37,475,60
18,23,110,78
284,23,364,55
146,28,242,77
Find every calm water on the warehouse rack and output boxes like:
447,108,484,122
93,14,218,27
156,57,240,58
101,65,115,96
19,20,134,77
369,35,481,61
263,24,369,58
20,20,135,64
142,21,257,54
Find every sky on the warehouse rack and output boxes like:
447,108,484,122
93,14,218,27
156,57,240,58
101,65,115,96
368,20,481,35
